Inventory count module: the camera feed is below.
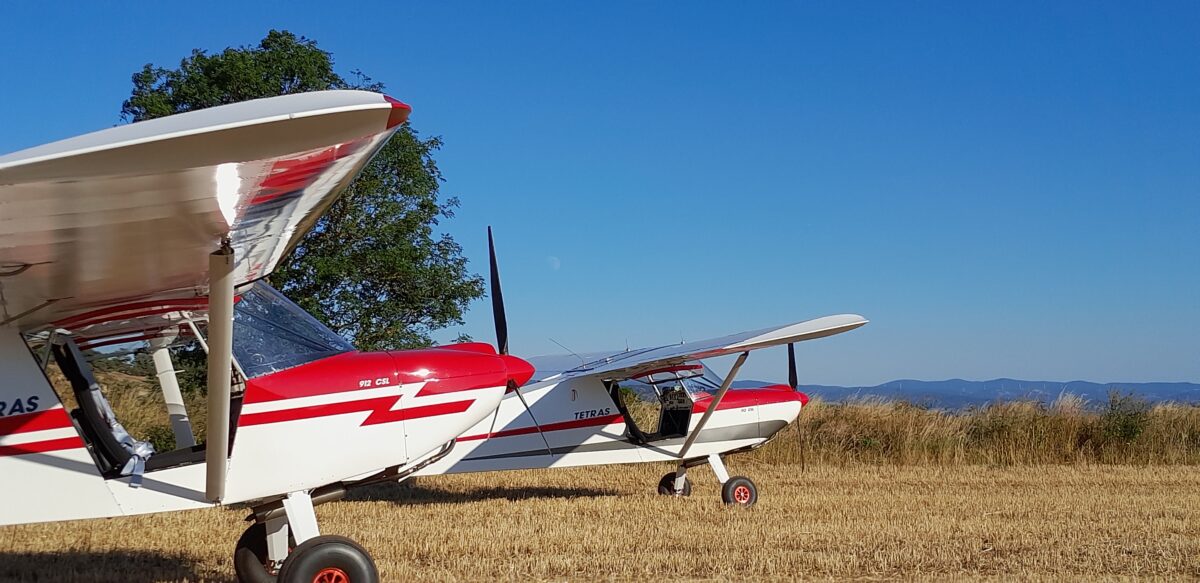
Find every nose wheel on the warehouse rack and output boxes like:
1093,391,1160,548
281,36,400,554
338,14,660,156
720,476,758,507
277,536,378,583
235,491,379,583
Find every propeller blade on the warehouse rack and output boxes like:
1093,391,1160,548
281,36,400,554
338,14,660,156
787,343,798,389
487,226,509,355
488,227,549,456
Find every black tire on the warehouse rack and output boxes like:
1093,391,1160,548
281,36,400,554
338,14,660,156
721,476,758,507
234,523,277,583
656,472,693,496
277,535,378,583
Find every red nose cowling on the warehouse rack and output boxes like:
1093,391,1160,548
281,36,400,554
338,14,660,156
501,354,536,387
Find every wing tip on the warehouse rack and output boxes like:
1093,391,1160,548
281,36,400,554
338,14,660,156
384,95,412,128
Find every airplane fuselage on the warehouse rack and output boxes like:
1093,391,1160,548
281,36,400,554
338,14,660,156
416,375,806,476
0,327,529,526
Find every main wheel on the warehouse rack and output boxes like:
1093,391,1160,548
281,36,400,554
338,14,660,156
234,523,278,583
277,535,378,583
721,476,758,507
657,472,692,496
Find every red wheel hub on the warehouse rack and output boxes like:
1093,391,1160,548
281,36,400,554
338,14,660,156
313,567,350,583
733,485,752,504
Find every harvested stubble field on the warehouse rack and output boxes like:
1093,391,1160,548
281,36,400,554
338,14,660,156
6,373,1200,581
1,462,1198,581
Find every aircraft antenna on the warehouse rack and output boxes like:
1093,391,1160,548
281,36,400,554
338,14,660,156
549,337,585,365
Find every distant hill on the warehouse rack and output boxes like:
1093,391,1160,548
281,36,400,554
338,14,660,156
766,378,1200,409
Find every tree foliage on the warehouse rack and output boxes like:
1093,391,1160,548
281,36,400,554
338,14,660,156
122,30,483,349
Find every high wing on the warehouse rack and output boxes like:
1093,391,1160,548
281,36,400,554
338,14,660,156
0,90,410,334
532,313,868,383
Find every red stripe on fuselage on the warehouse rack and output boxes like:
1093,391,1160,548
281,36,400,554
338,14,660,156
363,399,473,426
457,413,624,442
0,436,85,457
0,409,74,436
238,396,475,427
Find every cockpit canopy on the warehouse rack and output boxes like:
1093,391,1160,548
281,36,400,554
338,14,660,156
233,282,354,379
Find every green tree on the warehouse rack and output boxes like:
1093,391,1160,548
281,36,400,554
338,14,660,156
122,30,483,349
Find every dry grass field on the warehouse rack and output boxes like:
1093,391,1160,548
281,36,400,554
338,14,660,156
1,462,1198,582
9,368,1198,580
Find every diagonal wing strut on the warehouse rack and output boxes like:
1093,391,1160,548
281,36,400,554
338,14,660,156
676,351,749,459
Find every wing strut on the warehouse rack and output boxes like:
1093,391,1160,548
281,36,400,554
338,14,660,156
205,241,234,503
149,334,196,448
677,351,749,459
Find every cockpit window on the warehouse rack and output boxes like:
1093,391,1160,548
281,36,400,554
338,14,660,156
687,364,725,395
232,282,354,379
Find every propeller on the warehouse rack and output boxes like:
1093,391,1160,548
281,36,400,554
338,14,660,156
487,226,552,457
787,343,798,389
488,226,508,356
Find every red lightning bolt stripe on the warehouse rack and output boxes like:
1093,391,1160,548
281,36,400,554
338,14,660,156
361,399,473,426
238,395,475,427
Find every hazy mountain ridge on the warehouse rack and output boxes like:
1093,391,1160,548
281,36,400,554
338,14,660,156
771,378,1200,408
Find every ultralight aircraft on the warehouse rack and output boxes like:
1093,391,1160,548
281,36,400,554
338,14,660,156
413,230,867,506
0,90,536,583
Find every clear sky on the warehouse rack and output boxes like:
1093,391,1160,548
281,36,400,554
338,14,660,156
1,2,1197,386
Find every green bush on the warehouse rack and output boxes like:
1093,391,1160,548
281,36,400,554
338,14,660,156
1101,391,1150,444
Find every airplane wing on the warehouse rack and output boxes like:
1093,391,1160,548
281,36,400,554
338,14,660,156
0,90,410,334
532,314,868,383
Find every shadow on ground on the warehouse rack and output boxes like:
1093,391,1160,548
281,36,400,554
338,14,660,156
0,550,220,582
346,481,620,505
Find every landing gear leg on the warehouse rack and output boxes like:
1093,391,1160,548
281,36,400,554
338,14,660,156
708,453,757,507
234,491,380,583
657,464,693,496
708,453,729,484
281,491,320,544
264,516,290,571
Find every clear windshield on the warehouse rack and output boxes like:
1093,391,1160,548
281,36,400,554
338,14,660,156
623,363,724,399
682,364,725,396
232,282,354,379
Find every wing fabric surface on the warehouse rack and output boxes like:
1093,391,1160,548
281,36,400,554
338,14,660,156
0,90,409,333
534,314,867,383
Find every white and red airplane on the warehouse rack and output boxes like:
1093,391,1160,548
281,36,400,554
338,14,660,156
0,91,537,583
412,231,867,506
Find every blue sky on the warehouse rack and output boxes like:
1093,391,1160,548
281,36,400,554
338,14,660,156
1,2,1197,385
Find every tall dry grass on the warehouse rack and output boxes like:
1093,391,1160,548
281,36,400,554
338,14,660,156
45,366,208,453
754,395,1200,466
56,365,1200,465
